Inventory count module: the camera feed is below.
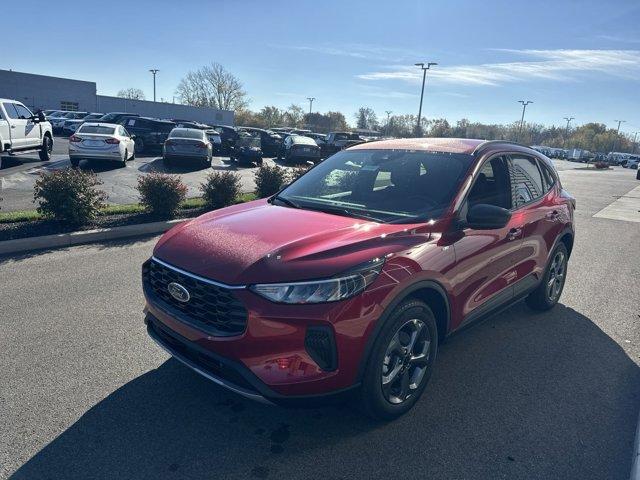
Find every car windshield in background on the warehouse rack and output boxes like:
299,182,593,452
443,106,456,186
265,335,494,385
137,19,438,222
169,129,203,139
278,149,474,223
78,125,115,135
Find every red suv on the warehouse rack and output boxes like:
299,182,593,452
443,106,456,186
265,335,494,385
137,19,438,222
143,138,575,419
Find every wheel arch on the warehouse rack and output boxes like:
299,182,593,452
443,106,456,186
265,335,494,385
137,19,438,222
558,231,574,258
355,280,451,382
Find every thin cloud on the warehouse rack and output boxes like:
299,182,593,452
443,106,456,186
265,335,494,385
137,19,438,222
358,49,640,86
270,43,426,62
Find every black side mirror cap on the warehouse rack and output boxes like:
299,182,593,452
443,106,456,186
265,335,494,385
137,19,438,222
466,204,512,230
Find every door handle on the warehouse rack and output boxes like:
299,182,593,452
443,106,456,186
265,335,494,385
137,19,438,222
507,227,522,241
546,210,560,221
10,125,16,129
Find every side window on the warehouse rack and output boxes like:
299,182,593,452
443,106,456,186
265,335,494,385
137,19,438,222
508,155,545,208
3,103,19,119
537,159,555,191
466,156,511,210
14,104,33,119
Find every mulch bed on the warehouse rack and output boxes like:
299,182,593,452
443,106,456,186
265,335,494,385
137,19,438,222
0,208,206,242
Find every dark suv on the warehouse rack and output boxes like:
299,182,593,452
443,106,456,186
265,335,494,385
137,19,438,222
120,116,175,153
143,138,575,419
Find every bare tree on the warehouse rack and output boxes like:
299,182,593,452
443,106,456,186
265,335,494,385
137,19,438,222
117,88,145,100
176,63,249,111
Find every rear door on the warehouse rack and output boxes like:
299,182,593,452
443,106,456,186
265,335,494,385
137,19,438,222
0,104,10,149
507,154,561,294
2,102,26,148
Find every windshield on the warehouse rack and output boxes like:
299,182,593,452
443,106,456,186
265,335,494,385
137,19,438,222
169,128,204,139
278,149,474,223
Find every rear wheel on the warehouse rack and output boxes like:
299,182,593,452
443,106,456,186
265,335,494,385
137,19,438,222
134,137,145,154
359,299,438,420
526,242,568,311
70,158,80,168
163,155,172,168
120,150,128,168
39,135,52,161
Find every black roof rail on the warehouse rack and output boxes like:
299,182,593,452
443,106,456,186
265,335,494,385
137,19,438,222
472,139,529,155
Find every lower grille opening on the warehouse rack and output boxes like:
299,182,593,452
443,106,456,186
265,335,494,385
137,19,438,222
305,326,338,372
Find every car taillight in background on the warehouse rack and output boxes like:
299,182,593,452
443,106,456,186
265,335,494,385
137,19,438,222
165,139,174,146
69,135,82,142
196,141,208,149
105,138,120,144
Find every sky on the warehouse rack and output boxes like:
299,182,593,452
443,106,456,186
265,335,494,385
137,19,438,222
3,0,640,133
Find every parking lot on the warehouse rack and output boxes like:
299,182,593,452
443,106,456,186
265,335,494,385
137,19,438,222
1,163,639,479
0,136,290,212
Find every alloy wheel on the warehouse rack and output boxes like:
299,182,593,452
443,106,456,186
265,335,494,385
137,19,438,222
381,318,431,404
546,250,566,302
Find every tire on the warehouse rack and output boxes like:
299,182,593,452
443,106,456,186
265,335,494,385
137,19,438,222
134,137,144,154
526,242,569,311
39,135,52,162
120,150,128,168
70,158,80,168
359,299,438,420
163,156,172,168
636,168,640,180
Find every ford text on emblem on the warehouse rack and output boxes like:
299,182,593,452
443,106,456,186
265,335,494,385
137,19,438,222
168,282,190,303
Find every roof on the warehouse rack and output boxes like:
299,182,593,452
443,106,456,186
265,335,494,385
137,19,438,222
348,137,487,155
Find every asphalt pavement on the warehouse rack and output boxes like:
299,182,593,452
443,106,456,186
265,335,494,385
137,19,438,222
0,136,283,212
1,165,639,479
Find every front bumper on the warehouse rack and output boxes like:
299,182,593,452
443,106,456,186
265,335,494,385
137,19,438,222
142,257,392,404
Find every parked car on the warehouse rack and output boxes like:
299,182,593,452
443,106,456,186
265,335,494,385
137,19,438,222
96,112,140,124
230,130,263,166
68,122,135,168
142,137,575,419
322,131,365,157
46,110,69,121
51,111,88,134
205,129,222,155
42,109,61,118
210,124,240,155
163,128,212,168
174,120,211,130
280,134,321,163
119,116,176,153
627,158,639,169
62,113,104,136
0,99,53,161
237,127,282,157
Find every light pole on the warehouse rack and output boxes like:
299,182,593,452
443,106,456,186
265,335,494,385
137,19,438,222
563,116,574,147
517,100,533,142
149,69,159,102
385,110,392,136
612,119,625,152
307,97,315,115
415,62,437,136
633,132,639,154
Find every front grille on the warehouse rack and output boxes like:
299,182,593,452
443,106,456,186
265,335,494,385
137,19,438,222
143,258,247,336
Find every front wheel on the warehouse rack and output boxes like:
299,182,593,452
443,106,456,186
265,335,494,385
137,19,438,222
134,137,145,154
526,242,568,311
39,135,52,161
359,299,438,420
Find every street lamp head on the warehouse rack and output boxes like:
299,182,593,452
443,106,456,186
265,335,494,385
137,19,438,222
414,62,424,67
427,62,438,68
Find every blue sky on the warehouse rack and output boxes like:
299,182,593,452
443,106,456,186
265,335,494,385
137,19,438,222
4,0,640,132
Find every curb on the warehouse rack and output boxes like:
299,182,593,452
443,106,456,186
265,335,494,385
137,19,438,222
0,218,191,256
631,410,640,480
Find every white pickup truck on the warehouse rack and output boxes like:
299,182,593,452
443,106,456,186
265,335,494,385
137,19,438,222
0,99,53,162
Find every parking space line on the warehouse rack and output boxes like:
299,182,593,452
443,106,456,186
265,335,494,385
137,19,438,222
593,184,640,223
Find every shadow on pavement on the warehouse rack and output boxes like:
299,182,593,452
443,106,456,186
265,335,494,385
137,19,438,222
10,303,639,479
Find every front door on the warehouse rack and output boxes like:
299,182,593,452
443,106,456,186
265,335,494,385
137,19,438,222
450,155,527,328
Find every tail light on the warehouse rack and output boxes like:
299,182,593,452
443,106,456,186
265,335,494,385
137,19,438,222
105,138,120,144
69,135,82,142
165,139,174,146
196,141,208,149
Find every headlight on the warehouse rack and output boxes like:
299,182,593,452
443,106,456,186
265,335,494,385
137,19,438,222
250,257,385,304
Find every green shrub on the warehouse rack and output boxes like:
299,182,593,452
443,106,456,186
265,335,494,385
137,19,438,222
200,171,241,210
136,173,187,218
287,166,310,183
33,169,107,225
254,164,288,198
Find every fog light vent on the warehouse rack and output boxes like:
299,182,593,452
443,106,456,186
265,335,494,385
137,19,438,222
304,326,337,372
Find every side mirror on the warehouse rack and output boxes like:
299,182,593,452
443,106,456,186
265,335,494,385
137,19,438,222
37,111,46,122
466,204,511,230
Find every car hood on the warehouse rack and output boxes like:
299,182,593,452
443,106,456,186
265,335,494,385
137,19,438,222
153,199,432,285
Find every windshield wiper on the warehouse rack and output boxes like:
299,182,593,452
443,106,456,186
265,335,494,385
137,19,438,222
271,195,300,209
306,205,383,223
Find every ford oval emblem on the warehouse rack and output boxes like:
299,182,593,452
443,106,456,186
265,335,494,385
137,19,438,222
168,282,190,303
